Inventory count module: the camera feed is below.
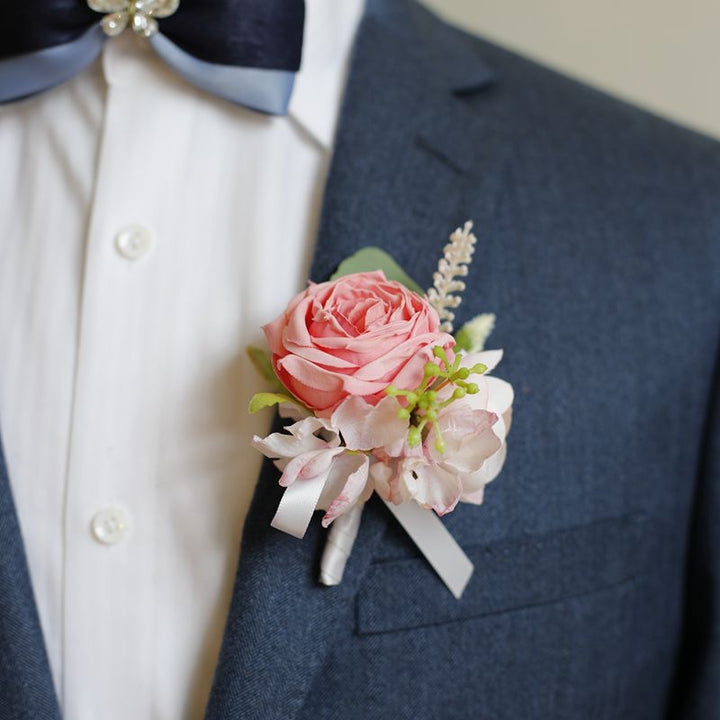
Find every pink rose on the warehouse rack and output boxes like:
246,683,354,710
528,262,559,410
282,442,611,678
263,271,454,417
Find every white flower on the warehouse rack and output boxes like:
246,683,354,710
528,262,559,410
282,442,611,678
371,349,514,515
253,413,375,528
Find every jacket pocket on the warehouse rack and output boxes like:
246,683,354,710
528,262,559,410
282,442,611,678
356,513,653,635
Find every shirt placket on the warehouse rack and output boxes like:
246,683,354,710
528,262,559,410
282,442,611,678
60,35,184,719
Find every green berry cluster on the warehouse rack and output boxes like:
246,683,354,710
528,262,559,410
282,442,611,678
386,346,487,453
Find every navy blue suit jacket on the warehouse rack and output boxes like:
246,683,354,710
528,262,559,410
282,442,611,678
2,1,719,718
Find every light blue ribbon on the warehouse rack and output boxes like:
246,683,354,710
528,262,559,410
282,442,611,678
0,24,105,103
150,33,295,115
0,24,296,115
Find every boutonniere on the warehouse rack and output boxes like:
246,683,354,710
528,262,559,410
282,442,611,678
248,222,513,598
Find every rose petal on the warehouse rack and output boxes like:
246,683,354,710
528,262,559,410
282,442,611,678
277,354,393,416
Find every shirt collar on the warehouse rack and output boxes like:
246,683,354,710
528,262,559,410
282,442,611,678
101,0,364,149
288,0,365,149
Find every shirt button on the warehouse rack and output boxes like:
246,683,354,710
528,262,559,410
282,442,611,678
91,506,131,545
115,224,152,260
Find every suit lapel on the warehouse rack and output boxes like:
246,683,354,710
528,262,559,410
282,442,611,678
205,2,513,719
0,430,61,720
308,0,502,288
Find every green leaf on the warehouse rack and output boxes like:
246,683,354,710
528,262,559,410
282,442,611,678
247,346,276,383
330,247,424,295
246,346,286,392
248,392,295,414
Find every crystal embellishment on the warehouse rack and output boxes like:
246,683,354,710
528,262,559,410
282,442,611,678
88,0,180,38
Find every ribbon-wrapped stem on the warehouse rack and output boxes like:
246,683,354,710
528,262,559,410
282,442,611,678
319,503,365,586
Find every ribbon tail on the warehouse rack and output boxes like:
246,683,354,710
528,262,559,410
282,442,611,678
319,503,364,587
270,473,327,539
384,499,474,599
0,24,105,104
149,33,296,115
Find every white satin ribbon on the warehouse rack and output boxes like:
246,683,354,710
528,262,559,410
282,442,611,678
272,484,474,598
383,500,474,599
270,473,327,539
319,503,364,586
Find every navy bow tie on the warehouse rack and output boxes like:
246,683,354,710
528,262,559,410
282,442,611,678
0,0,305,114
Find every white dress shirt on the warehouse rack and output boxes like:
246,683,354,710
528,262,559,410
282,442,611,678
0,1,364,717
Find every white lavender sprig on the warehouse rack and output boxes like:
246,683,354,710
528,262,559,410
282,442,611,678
427,221,477,333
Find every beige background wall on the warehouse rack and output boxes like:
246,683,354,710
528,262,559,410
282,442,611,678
421,0,720,141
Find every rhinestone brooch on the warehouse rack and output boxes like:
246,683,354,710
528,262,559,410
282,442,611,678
87,0,179,38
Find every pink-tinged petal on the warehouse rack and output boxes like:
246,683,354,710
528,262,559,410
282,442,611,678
392,457,425,504
381,431,410,459
285,416,337,439
463,441,508,492
369,460,393,502
279,447,345,487
485,376,514,417
252,416,339,462
461,349,504,375
457,375,490,410
502,406,513,435
461,484,486,505
331,396,409,451
318,452,363,509
431,412,501,475
321,455,371,527
369,456,420,505
279,450,315,487
252,424,326,460
410,464,462,516
490,411,509,444
425,401,500,473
